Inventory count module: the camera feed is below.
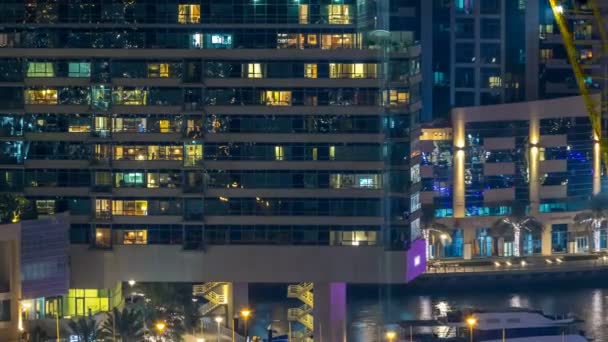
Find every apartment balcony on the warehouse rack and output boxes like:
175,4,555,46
204,78,381,88
24,77,90,87
24,132,88,141
112,104,182,115
195,105,383,116
540,134,567,147
111,215,183,225
24,104,89,113
24,186,89,197
204,188,383,199
0,48,382,61
25,159,89,169
421,165,434,178
204,133,383,144
203,160,384,171
484,137,515,150
540,185,568,199
483,187,515,203
111,160,183,169
113,187,182,198
539,159,567,173
112,77,182,87
483,162,515,176
204,216,383,225
544,82,579,94
421,191,434,205
111,132,183,142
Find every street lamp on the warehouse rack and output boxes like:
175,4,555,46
215,316,223,342
155,321,166,342
241,309,251,339
386,331,397,342
466,316,477,342
128,279,136,287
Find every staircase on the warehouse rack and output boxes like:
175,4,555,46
193,282,228,316
287,283,314,337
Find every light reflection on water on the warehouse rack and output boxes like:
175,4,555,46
349,288,608,342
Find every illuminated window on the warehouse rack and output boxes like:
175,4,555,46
540,49,553,60
184,143,203,166
205,33,233,49
385,90,410,105
112,87,147,105
112,200,148,216
95,227,111,248
25,89,58,104
178,4,200,24
95,199,111,219
263,91,292,106
321,34,355,49
304,64,317,79
66,289,111,317
334,231,378,246
245,63,264,78
35,199,55,215
27,62,54,77
330,174,382,189
274,146,285,161
327,5,351,24
329,63,377,78
488,76,502,88
115,172,145,187
299,4,309,24
68,62,91,77
123,230,147,244
329,145,336,160
148,63,169,78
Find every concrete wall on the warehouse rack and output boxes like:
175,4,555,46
68,245,410,288
0,223,21,342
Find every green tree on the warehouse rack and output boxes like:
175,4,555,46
0,193,36,223
68,317,100,342
101,307,144,342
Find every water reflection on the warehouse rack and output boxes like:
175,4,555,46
349,288,608,342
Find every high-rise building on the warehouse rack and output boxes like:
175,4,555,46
421,95,600,260
422,0,606,120
0,1,423,340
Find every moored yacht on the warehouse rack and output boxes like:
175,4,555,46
398,308,589,341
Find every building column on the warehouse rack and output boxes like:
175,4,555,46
453,111,466,218
529,116,540,216
314,282,347,342
227,282,249,330
594,140,601,195
463,227,475,260
541,223,552,256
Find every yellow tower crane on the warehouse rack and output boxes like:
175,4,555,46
549,0,605,181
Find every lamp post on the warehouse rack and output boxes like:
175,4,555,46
466,317,477,342
241,309,251,340
386,331,397,342
215,316,223,342
155,321,166,342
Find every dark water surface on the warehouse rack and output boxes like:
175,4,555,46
250,285,608,341
349,286,608,342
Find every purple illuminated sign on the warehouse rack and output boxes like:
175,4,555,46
406,238,426,282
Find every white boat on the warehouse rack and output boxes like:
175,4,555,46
441,309,589,341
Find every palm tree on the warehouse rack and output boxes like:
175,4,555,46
493,207,541,257
68,317,100,342
573,196,608,252
101,307,144,342
423,221,453,260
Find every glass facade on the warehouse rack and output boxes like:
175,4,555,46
0,0,422,251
